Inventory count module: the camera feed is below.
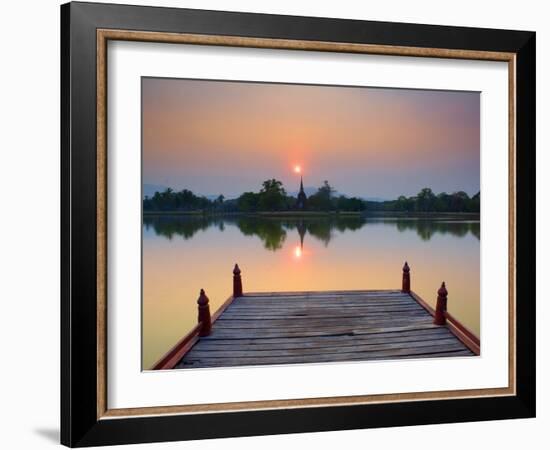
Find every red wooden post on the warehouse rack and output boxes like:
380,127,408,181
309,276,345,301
233,263,243,297
401,262,410,293
433,282,448,325
197,289,212,337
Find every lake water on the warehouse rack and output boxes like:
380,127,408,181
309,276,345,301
142,214,480,369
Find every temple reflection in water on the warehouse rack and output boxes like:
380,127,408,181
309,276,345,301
143,214,480,252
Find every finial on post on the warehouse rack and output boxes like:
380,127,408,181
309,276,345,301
401,262,411,293
197,289,212,337
433,282,448,325
233,263,243,297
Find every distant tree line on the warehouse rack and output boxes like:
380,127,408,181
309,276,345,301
366,188,480,213
143,182,479,213
307,181,366,212
143,188,219,212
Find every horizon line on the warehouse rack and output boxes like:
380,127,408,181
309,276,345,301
142,182,480,201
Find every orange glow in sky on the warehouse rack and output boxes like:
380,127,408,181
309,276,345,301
294,165,302,174
293,245,303,258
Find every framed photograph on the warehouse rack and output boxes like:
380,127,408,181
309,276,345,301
61,1,535,447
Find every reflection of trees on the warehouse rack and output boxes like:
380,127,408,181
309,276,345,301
469,223,480,240
333,216,367,232
391,219,480,241
303,221,332,246
236,216,368,249
237,218,287,251
143,215,216,240
143,214,480,249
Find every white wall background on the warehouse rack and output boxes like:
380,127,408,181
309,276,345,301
0,1,546,449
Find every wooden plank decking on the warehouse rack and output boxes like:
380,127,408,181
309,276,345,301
174,289,474,369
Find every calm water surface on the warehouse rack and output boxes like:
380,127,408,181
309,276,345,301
143,214,480,369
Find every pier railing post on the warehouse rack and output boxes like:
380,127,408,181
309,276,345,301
433,282,448,325
233,263,243,297
197,289,212,337
401,262,410,293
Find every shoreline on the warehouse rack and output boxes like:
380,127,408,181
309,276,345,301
143,210,480,218
143,210,362,217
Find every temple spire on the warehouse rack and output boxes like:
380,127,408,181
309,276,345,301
297,175,307,210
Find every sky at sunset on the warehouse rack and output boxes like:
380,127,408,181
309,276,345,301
142,77,480,199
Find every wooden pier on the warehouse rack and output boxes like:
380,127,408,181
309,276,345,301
152,263,480,370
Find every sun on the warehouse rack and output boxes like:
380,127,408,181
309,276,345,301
293,165,302,174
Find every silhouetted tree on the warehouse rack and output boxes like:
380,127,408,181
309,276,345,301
258,179,287,211
416,188,436,212
308,180,335,211
237,192,260,212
